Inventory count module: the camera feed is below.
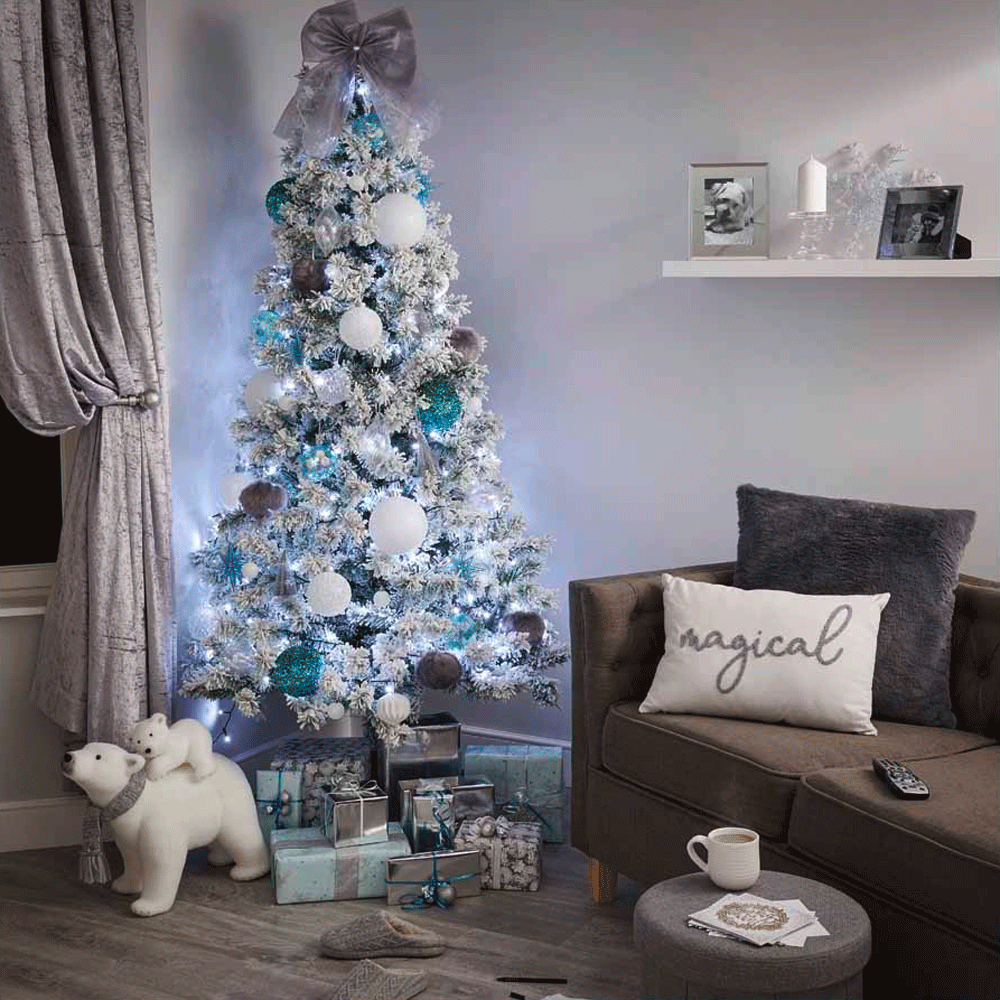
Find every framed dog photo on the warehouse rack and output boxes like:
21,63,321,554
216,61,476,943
877,186,963,259
689,162,769,259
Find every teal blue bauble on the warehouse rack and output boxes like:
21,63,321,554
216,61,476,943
300,444,337,482
271,645,322,697
417,376,462,435
265,178,295,222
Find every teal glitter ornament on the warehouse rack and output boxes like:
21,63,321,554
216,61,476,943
300,443,337,482
445,613,479,649
252,310,281,346
265,178,295,222
414,170,434,206
417,376,462,435
271,644,322,697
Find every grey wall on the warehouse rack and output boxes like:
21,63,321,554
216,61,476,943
147,0,999,748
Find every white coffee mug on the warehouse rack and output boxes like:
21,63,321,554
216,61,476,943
686,826,760,890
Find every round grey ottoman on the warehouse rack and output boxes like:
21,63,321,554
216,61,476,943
634,871,871,999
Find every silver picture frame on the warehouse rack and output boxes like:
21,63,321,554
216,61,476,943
877,185,963,260
689,162,770,259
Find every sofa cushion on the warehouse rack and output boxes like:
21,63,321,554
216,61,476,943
788,747,1000,942
733,483,976,729
602,702,995,840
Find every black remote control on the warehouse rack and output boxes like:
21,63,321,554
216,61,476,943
872,758,930,800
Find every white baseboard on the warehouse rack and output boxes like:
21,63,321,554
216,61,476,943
0,794,89,853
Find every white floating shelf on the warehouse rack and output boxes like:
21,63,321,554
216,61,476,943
662,258,1000,278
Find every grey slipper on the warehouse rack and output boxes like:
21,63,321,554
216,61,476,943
321,909,446,960
331,959,426,1000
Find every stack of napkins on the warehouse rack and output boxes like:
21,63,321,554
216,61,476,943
688,893,830,947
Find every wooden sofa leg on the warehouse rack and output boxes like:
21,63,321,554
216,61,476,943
589,857,618,904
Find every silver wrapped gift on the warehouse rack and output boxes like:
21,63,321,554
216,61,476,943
378,712,462,821
399,775,495,852
322,780,388,848
385,848,482,906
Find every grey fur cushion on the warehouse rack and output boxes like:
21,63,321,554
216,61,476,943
733,484,975,728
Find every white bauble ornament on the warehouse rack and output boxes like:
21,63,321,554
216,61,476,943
373,590,391,609
375,690,411,726
243,370,281,415
369,496,428,555
348,173,367,192
219,472,254,508
339,305,383,352
314,366,352,406
374,193,427,248
242,561,260,582
277,391,297,413
326,702,346,722
306,571,352,616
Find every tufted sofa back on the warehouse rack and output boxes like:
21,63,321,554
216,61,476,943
950,575,1000,739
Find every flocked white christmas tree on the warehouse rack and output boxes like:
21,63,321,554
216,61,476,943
181,59,566,745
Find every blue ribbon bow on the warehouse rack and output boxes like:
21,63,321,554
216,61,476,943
385,850,478,910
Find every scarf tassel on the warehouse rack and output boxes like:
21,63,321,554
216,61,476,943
79,847,112,885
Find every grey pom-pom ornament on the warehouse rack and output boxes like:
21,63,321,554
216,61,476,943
501,611,546,645
239,481,288,521
291,257,330,296
416,651,463,690
447,326,484,364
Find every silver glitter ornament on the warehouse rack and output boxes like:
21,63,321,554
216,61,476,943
314,366,352,407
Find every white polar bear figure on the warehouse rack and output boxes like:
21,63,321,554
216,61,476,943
63,742,269,916
128,714,216,782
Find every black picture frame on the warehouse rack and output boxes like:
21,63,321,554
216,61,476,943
877,185,963,260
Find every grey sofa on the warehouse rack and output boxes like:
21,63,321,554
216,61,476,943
570,562,999,1000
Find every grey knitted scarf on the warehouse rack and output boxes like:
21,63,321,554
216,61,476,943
79,771,147,884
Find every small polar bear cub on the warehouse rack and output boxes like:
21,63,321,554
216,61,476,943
63,742,270,916
128,714,216,782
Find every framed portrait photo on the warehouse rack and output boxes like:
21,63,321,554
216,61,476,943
877,185,963,259
689,162,769,259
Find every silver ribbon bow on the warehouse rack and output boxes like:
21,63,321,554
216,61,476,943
274,1,439,156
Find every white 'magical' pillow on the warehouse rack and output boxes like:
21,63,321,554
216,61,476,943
639,573,890,735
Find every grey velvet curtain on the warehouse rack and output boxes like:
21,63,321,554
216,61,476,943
0,0,173,742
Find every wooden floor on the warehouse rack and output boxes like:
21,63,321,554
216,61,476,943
0,843,643,1000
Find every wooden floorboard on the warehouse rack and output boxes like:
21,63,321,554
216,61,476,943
0,843,642,1000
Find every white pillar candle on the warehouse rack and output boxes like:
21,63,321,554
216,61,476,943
797,155,827,213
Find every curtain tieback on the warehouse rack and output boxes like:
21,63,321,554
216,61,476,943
107,389,161,409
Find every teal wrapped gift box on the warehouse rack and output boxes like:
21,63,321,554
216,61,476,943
462,744,567,843
270,822,411,904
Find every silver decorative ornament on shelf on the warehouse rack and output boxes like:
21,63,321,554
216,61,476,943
375,689,411,726
306,571,352,617
243,370,281,416
369,496,428,555
373,193,427,248
338,305,384,352
219,472,255,509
